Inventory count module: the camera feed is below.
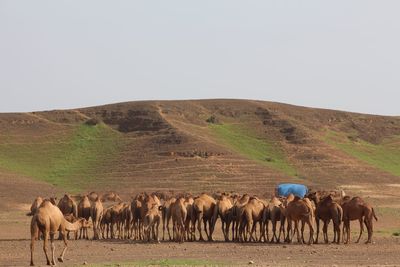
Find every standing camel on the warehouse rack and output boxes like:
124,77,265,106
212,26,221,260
30,199,86,266
307,192,342,244
341,196,377,244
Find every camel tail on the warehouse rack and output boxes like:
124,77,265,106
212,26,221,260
372,208,378,221
30,216,39,238
26,211,33,216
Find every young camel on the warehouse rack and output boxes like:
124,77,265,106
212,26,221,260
77,195,91,239
341,196,378,244
30,199,86,266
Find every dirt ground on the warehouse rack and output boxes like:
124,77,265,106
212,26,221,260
1,237,400,267
1,173,400,266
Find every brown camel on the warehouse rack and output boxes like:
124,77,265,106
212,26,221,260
212,194,234,242
307,192,343,244
77,195,91,239
279,196,315,244
101,192,122,202
110,202,125,239
191,193,216,241
171,197,187,242
100,207,112,239
30,199,86,266
130,194,144,240
90,197,103,240
341,196,378,244
57,194,78,217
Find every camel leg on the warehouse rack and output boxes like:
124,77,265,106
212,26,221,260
30,230,37,266
344,220,351,244
315,218,320,244
308,220,314,245
356,218,364,243
49,233,56,266
300,221,305,244
58,231,68,263
197,213,204,241
365,218,372,244
323,222,328,244
294,220,301,243
42,231,51,266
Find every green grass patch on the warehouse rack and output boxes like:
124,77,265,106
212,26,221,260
324,131,400,176
209,123,296,176
0,123,121,192
82,259,228,267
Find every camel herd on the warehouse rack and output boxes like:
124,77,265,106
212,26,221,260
27,190,378,266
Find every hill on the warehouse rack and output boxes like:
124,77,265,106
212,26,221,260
0,99,399,200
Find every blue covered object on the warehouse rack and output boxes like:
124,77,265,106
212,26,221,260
276,183,308,198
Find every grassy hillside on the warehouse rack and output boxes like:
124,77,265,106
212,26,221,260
0,99,399,195
0,123,121,192
209,123,296,176
324,130,400,176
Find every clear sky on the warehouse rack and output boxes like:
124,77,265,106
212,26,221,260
0,1,399,115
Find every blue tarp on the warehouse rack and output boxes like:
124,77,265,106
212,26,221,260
276,183,308,198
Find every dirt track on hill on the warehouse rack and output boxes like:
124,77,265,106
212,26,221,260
1,237,400,267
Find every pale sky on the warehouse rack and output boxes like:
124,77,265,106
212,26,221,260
0,1,399,115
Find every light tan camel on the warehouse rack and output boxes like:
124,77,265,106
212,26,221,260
239,197,265,242
160,197,176,241
88,191,99,202
263,196,283,243
171,197,187,242
140,193,162,242
30,199,86,266
342,196,378,244
90,197,103,240
142,203,162,242
212,194,234,241
27,197,43,216
231,194,250,241
77,195,91,239
184,196,195,241
192,193,216,241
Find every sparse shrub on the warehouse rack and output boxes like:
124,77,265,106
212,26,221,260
85,118,99,126
393,231,400,237
206,115,219,124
